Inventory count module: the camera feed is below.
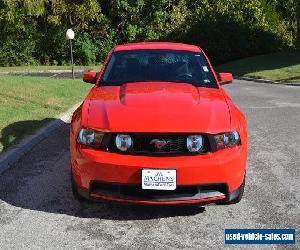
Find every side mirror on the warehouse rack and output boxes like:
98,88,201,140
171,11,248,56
218,72,233,85
83,71,97,84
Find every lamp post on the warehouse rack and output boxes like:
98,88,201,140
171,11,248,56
66,28,75,79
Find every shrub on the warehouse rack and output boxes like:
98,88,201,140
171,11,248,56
73,33,98,65
0,37,37,66
166,0,294,64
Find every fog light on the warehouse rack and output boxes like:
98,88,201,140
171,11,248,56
186,135,204,152
115,134,133,151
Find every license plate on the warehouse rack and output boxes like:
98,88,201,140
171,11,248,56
142,169,176,190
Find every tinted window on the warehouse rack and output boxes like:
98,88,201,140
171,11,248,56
101,50,217,88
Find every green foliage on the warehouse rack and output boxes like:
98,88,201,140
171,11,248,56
0,24,38,66
0,0,297,66
0,39,37,66
36,26,69,65
167,0,294,63
74,33,98,65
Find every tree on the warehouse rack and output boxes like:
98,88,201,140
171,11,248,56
0,0,297,65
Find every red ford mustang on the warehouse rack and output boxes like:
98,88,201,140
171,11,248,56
70,42,247,205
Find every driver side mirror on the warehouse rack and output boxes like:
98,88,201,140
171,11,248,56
218,72,233,85
83,71,97,84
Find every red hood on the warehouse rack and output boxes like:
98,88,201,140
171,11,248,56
84,82,231,133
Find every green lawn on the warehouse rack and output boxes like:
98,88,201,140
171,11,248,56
0,65,100,73
216,50,300,83
0,75,92,153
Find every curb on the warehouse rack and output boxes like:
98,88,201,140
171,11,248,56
0,70,85,79
0,69,85,74
235,76,300,86
0,103,81,175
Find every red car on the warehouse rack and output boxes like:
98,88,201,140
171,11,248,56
70,42,247,205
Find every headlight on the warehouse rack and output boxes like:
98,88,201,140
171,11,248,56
214,131,240,150
115,134,133,152
186,135,204,152
77,128,104,148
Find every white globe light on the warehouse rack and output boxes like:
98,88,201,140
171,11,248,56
66,29,75,40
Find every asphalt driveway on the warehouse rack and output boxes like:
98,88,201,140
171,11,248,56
0,80,299,248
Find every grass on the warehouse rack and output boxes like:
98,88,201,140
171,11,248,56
216,50,300,83
0,65,100,73
0,75,92,153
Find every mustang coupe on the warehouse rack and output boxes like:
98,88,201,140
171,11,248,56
70,42,247,205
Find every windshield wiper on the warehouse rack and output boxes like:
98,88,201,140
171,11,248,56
166,80,208,87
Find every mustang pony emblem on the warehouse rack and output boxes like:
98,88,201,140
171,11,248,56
150,139,171,150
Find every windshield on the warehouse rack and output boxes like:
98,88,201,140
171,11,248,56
100,50,218,88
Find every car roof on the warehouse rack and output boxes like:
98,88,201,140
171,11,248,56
114,42,202,52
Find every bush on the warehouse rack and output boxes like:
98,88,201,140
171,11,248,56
0,38,37,66
35,26,69,65
165,0,294,64
73,33,98,65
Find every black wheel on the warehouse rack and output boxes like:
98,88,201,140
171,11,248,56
217,176,245,205
71,174,85,201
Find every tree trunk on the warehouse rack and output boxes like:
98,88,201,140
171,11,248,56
297,0,300,48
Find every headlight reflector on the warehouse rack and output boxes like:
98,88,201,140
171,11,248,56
115,134,133,152
186,135,204,152
77,128,104,147
214,131,240,150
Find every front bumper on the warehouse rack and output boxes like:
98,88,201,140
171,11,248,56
71,145,247,204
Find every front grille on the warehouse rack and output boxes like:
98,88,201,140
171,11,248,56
106,133,210,155
89,182,228,201
133,134,186,153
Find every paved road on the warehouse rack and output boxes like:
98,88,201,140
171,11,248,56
0,80,299,248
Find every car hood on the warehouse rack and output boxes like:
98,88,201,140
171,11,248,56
85,82,231,133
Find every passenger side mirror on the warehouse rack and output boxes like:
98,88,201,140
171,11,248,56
218,72,233,85
83,71,97,84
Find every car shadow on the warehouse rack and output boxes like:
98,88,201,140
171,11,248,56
0,120,205,220
0,118,56,152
